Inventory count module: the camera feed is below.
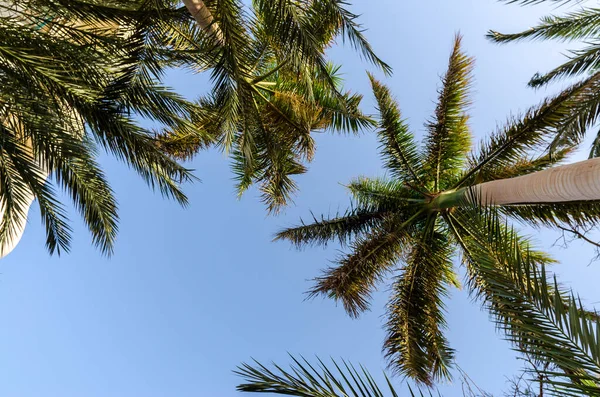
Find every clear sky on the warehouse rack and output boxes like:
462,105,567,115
1,1,599,396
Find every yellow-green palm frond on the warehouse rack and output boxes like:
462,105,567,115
422,34,473,191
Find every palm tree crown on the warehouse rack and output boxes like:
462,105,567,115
0,0,203,255
276,35,600,385
156,0,390,212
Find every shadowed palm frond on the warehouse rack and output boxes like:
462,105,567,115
309,219,414,317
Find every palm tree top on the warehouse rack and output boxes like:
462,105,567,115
156,0,391,213
275,34,600,385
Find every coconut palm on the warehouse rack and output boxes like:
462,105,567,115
487,0,600,157
275,35,600,385
157,0,389,212
0,0,205,256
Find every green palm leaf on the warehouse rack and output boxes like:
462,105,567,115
369,74,423,185
422,35,473,191
235,355,430,397
385,221,455,385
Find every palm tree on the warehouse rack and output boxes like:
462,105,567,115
487,0,600,157
156,0,390,212
0,0,205,256
275,35,600,385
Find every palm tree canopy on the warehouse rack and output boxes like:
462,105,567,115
487,0,600,157
275,35,600,386
0,0,205,255
156,0,390,212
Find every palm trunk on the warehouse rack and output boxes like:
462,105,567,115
431,157,600,209
182,0,224,44
0,110,53,259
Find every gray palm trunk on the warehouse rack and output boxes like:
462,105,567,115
430,157,600,209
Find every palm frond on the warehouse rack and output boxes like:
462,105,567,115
347,177,425,209
369,74,423,185
310,217,415,317
456,74,600,188
422,34,473,191
488,7,600,43
0,0,198,254
527,42,600,88
253,0,334,90
306,0,392,74
52,138,118,256
235,355,430,397
275,208,391,249
384,219,455,385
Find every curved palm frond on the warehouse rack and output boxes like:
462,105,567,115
235,355,430,397
488,7,600,43
309,220,413,318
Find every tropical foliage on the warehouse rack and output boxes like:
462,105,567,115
156,0,389,212
488,0,600,157
275,34,600,385
0,0,210,255
239,206,600,395
0,0,387,255
236,355,428,397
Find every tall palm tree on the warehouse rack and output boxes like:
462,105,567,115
0,0,204,256
487,0,600,157
157,0,390,212
275,35,600,385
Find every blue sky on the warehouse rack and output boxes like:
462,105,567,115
1,1,599,396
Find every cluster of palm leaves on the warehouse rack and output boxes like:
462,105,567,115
7,0,600,396
0,0,208,255
488,0,600,157
0,0,388,255
156,0,390,212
